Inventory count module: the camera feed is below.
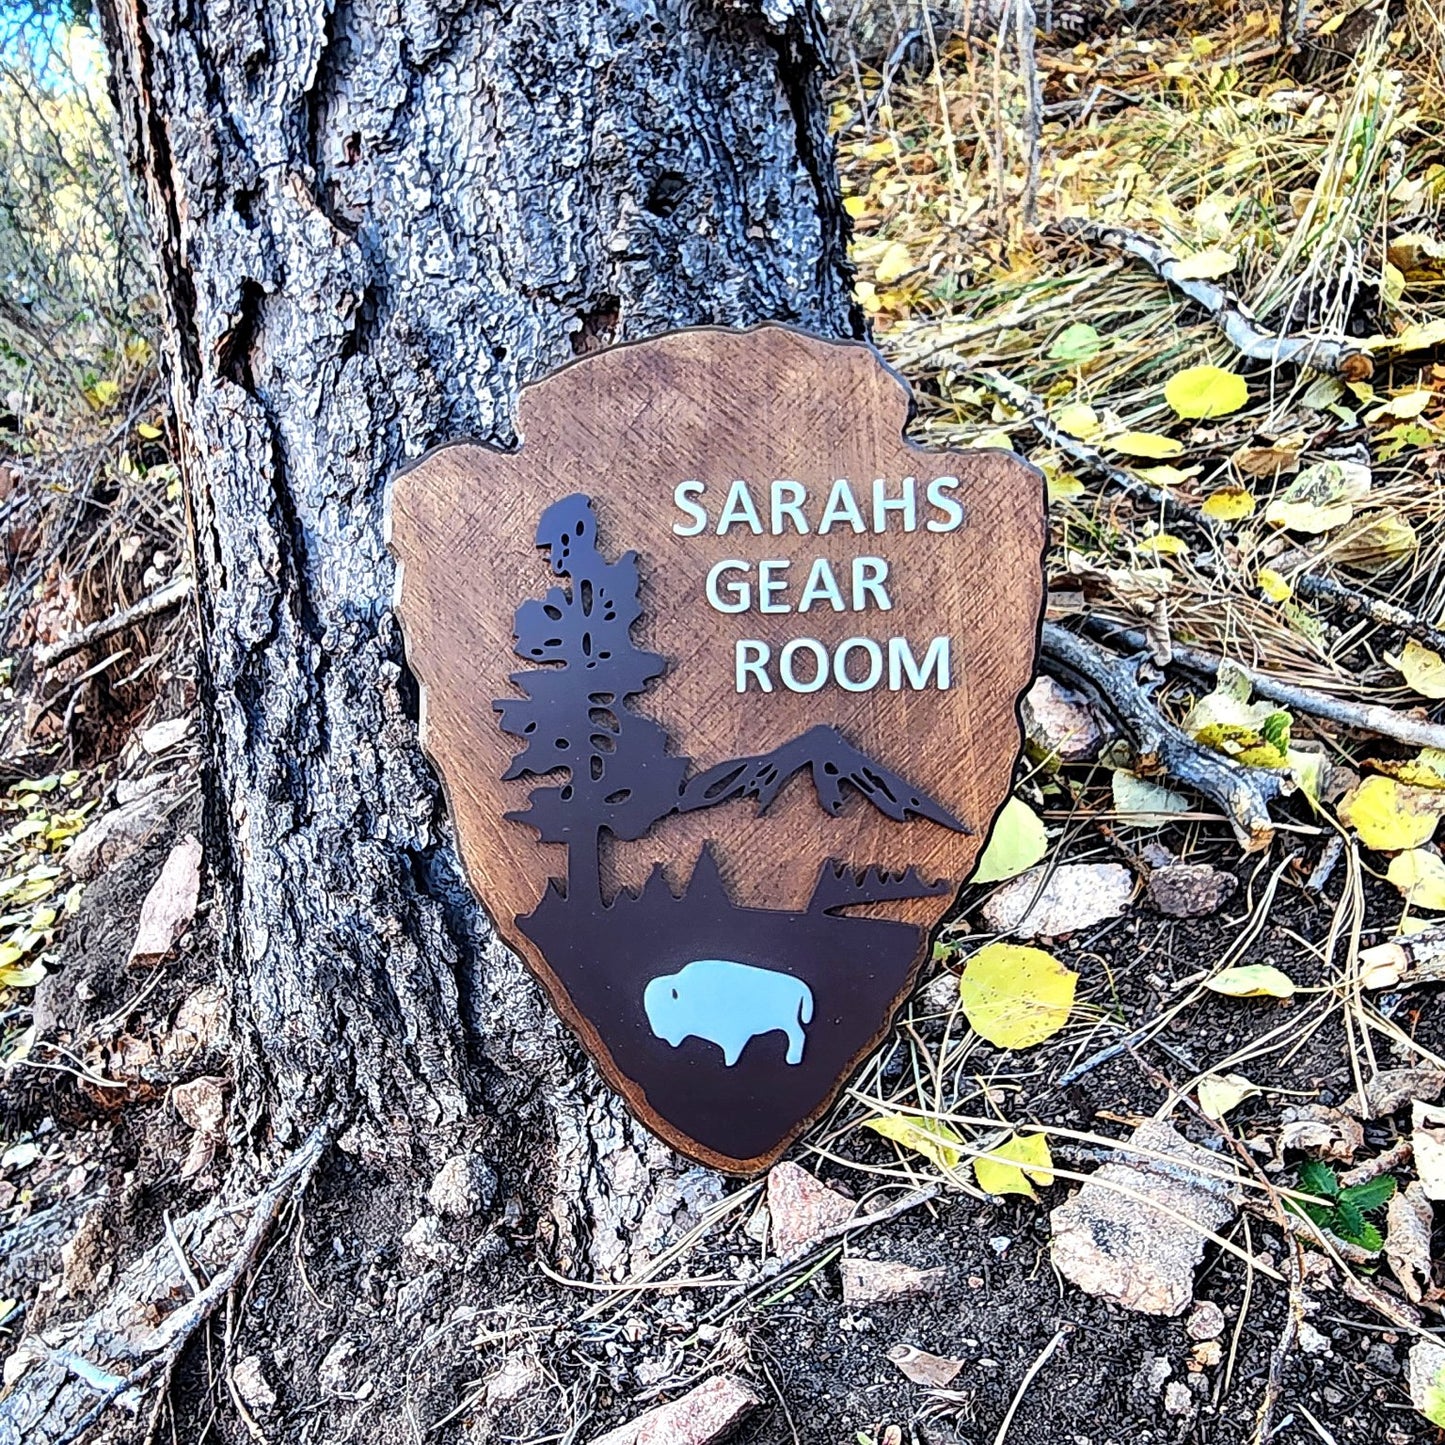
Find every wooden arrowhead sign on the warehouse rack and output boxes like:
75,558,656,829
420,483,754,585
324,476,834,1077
387,325,1046,1173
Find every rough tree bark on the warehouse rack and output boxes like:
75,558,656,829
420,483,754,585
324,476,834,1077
20,0,855,1437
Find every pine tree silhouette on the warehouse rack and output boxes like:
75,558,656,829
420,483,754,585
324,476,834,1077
496,493,966,906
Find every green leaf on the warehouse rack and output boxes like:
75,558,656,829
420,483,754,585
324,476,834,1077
1297,1159,1339,1199
1339,1174,1397,1212
1332,1197,1383,1252
1048,323,1102,363
1260,711,1292,751
970,798,1048,884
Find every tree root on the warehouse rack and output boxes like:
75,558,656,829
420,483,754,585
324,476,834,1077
34,576,192,671
1040,623,1290,850
1087,620,1445,753
10,1123,330,1445
1054,218,1374,379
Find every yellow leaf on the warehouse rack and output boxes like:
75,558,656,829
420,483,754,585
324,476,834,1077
1201,485,1256,520
1136,464,1198,486
1379,388,1434,419
1106,431,1184,459
1258,567,1292,601
864,1113,963,1171
1138,533,1187,556
89,379,119,408
971,797,1048,885
1339,776,1445,850
1390,319,1445,353
0,961,46,989
843,195,869,219
1054,403,1101,439
971,430,1014,452
1387,849,1445,910
855,280,881,314
1264,459,1370,534
1197,1073,1261,1119
1334,512,1418,571
958,942,1078,1049
973,1132,1055,1198
1205,964,1297,998
136,422,163,441
874,242,911,285
1171,246,1238,280
1165,365,1249,420
1373,748,1445,789
1389,639,1445,699
1383,262,1406,308
1047,472,1086,502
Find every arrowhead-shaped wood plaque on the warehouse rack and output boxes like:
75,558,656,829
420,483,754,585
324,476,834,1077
388,325,1046,1173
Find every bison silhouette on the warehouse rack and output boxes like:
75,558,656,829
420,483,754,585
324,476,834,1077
644,959,814,1067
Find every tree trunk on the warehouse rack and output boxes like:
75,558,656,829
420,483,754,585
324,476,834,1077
41,0,853,1434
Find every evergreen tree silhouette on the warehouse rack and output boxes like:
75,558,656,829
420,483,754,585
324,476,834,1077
496,493,966,907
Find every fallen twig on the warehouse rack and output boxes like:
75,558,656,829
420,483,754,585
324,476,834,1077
993,1325,1069,1445
1253,1245,1305,1445
1055,218,1374,378
35,576,191,671
1040,623,1289,850
48,1122,330,1445
1086,621,1445,753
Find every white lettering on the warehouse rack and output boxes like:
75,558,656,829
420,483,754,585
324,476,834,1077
889,636,951,690
818,478,866,535
834,637,884,692
798,557,845,612
925,476,965,533
872,476,917,533
706,559,751,613
672,480,708,536
779,638,829,693
771,480,810,536
758,559,790,614
716,479,764,535
851,556,892,611
735,640,772,692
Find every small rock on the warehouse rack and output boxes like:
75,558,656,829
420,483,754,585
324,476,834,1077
485,1352,542,1409
233,1356,277,1414
982,862,1133,938
1190,1340,1222,1370
1366,1340,1400,1377
886,1344,965,1387
1298,1322,1332,1357
588,1374,761,1445
428,1155,498,1218
766,1161,854,1256
988,1235,1012,1255
59,1205,106,1297
840,1257,945,1306
1135,1355,1171,1398
1162,1381,1194,1417
317,1338,357,1396
1147,864,1238,919
1023,675,1107,762
1051,1120,1240,1316
67,791,175,879
1185,1300,1226,1341
1413,1101,1445,1200
140,717,192,754
129,834,203,964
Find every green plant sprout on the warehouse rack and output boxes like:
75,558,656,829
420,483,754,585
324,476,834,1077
1290,1160,1397,1252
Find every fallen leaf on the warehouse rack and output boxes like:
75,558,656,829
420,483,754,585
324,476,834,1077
973,1131,1055,1198
1372,748,1445,789
1106,430,1185,459
1339,776,1445,851
840,1258,946,1306
874,242,911,285
1386,1181,1433,1304
1257,567,1292,602
1333,512,1418,571
1347,1067,1445,1119
1137,532,1187,556
1233,443,1301,478
1054,402,1101,439
865,1113,963,1172
1171,246,1238,280
1112,770,1190,819
1409,1338,1445,1428
1200,485,1256,520
887,1344,965,1388
1197,1073,1260,1120
129,834,203,964
1389,639,1445,699
1279,1104,1363,1161
1049,322,1102,364
1183,662,1291,767
1373,388,1433,420
1413,1101,1445,1201
970,798,1048,885
1387,850,1445,910
980,862,1134,938
1264,459,1371,534
958,942,1078,1049
1165,365,1248,420
1205,964,1296,998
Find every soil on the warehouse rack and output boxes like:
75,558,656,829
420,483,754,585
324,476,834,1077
5,793,1436,1445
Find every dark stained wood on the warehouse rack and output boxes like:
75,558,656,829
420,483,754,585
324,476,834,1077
388,324,1047,1172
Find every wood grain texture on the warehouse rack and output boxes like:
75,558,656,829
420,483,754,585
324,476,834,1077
388,324,1046,1171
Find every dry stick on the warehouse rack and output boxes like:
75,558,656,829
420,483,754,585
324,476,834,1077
1086,621,1445,752
35,575,191,671
1054,218,1374,379
1040,622,1289,850
1253,1244,1306,1445
50,1123,331,1445
992,1325,1069,1445
977,368,1445,659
